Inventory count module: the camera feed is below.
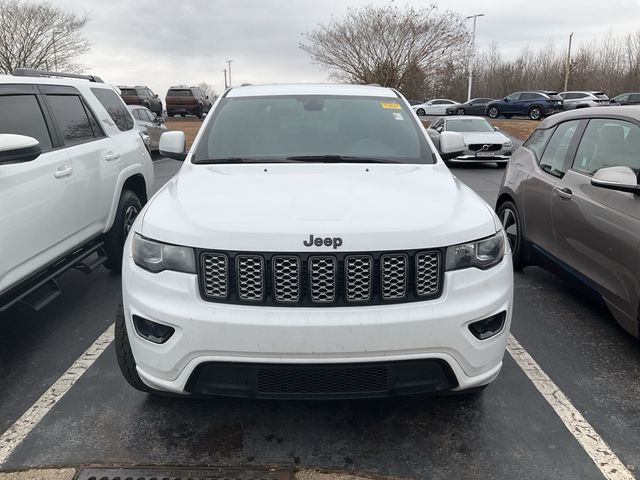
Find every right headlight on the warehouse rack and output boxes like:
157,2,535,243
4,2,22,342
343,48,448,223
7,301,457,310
445,232,505,271
132,234,196,274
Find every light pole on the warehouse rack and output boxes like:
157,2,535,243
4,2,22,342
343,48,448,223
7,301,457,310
226,59,234,87
466,14,484,102
223,68,228,89
564,32,574,92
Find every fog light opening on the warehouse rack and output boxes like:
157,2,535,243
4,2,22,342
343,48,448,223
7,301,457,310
469,311,506,340
133,315,175,344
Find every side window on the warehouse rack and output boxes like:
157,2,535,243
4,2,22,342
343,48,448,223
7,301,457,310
143,109,155,121
615,94,629,103
131,109,142,121
519,93,533,100
539,120,581,178
573,119,640,175
506,93,520,101
46,95,98,146
630,94,640,103
430,119,443,131
523,128,555,159
91,88,134,131
0,94,53,150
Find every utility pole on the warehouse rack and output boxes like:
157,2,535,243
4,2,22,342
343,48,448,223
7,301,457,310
226,59,234,87
564,32,574,92
223,69,228,89
466,14,484,102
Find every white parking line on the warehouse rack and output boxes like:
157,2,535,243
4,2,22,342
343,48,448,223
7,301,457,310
0,324,114,466
507,334,634,480
0,324,633,479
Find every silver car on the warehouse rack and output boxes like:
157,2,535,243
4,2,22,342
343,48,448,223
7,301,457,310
559,91,609,110
426,116,512,167
127,105,167,152
496,106,640,337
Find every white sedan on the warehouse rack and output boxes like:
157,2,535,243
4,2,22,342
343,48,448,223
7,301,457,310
412,99,459,116
426,116,513,167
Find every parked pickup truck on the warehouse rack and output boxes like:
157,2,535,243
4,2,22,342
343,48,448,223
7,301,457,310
0,69,154,312
165,86,212,119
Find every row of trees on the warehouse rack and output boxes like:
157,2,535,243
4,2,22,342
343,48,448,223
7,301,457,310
301,4,640,102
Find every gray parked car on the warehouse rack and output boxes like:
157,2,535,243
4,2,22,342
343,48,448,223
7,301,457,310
495,106,640,337
127,105,167,152
559,91,609,109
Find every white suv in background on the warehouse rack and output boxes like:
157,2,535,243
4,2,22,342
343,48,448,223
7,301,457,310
119,84,513,399
0,69,154,312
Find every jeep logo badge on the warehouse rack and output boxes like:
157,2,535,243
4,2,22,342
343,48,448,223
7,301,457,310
303,234,343,249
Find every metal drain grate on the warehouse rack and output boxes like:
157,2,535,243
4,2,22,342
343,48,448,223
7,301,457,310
75,466,294,480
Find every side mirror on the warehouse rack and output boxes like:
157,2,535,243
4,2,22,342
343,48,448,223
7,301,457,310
159,131,187,161
503,98,509,102
154,94,159,98
493,126,500,131
439,131,466,160
156,116,165,125
591,166,640,194
0,134,41,165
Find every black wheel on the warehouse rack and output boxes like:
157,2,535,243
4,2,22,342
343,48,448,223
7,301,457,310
196,104,203,119
497,200,526,269
180,113,186,117
115,304,150,392
416,108,426,116
528,107,543,120
167,111,174,117
497,162,507,169
456,108,465,115
487,106,500,118
104,190,142,272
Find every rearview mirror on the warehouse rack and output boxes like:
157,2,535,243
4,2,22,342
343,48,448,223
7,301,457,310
0,134,41,165
591,166,640,194
159,131,187,161
439,131,466,160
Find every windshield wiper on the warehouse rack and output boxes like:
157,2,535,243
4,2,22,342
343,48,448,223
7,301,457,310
194,157,288,164
285,155,398,163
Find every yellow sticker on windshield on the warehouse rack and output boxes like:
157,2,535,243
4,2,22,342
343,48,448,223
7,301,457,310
381,102,402,110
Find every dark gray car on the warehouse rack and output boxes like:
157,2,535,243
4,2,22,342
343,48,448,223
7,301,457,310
496,106,640,337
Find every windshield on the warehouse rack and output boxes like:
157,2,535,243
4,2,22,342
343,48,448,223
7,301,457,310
446,118,495,133
192,95,434,164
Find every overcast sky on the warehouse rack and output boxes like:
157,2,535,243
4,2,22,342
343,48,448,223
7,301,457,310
53,0,640,98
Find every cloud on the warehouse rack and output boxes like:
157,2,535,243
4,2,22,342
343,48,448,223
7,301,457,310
51,0,640,98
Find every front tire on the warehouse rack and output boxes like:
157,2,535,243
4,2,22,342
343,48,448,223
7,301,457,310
487,106,500,118
456,108,465,115
528,107,543,120
497,162,507,169
416,108,426,116
104,190,142,272
196,104,203,119
497,200,526,269
115,304,150,392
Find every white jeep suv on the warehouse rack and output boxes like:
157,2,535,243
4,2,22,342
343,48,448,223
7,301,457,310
119,84,513,399
0,69,153,311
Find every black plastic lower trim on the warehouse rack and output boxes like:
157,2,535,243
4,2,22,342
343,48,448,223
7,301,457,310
185,359,459,399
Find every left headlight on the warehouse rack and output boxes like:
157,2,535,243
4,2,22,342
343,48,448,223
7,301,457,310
445,232,505,271
132,234,196,274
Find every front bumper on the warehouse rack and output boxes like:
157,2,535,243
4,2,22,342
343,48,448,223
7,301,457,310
122,250,513,397
454,147,512,161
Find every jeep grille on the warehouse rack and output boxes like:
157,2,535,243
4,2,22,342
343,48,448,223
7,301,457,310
199,249,442,307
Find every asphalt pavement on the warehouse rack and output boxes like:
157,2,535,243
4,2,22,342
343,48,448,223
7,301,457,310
1,153,639,480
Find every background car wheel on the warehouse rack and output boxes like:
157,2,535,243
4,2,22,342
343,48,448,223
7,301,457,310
487,106,500,118
196,104,203,119
528,107,543,120
115,304,151,393
456,108,465,115
180,113,186,117
497,162,507,169
416,108,426,116
104,189,142,272
497,200,526,269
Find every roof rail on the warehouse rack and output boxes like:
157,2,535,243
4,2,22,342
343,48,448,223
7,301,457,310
12,68,104,83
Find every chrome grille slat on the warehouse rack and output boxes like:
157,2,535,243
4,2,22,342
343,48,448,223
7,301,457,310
273,256,301,303
345,255,372,302
416,252,440,296
236,255,264,301
381,254,408,300
309,256,337,303
201,253,228,299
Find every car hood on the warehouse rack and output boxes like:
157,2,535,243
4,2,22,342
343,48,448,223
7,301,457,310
460,132,509,145
140,162,497,252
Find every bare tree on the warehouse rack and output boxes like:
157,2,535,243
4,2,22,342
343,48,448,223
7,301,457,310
0,0,90,74
300,3,469,97
197,81,217,99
